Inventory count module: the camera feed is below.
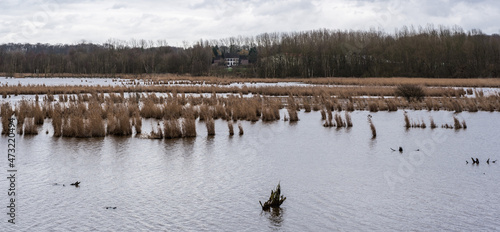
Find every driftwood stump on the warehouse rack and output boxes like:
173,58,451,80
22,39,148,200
260,183,286,211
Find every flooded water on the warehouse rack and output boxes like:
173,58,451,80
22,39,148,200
1,110,500,231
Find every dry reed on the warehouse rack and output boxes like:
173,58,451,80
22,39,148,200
164,119,182,139
23,117,38,135
368,116,376,138
228,121,234,136
345,112,353,127
238,123,244,135
453,116,462,129
206,118,215,136
1,103,13,135
182,118,197,137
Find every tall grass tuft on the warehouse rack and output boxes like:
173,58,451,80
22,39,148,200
368,115,376,139
334,113,345,128
320,109,326,120
345,112,353,127
238,123,244,135
453,116,462,129
1,103,13,135
133,114,142,134
34,103,44,125
23,117,38,135
228,121,234,136
52,105,62,137
404,112,411,129
164,119,182,139
182,118,197,137
89,111,105,137
430,116,437,129
323,109,333,127
206,118,215,136
287,107,299,122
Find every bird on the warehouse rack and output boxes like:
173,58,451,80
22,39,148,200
492,160,497,164
466,160,469,164
471,157,479,165
399,147,403,153
487,158,490,164
70,181,80,187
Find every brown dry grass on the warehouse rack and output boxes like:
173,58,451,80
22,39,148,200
368,116,376,138
228,121,234,136
206,118,215,136
23,117,38,135
182,118,197,137
238,123,244,135
1,103,14,135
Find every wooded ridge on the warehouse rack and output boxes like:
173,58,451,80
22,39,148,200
1,25,499,78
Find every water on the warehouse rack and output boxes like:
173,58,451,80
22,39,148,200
1,109,500,231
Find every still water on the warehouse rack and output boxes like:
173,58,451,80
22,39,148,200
1,110,500,231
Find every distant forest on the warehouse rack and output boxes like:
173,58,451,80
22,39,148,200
1,25,499,78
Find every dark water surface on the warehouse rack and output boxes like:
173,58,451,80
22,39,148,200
1,110,500,231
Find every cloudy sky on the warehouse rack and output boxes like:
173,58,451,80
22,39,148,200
1,0,499,46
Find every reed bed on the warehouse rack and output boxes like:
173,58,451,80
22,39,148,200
9,73,500,87
0,82,472,98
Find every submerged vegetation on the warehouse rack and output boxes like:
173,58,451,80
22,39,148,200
260,183,286,211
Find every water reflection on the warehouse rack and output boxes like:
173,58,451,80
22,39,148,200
262,207,285,230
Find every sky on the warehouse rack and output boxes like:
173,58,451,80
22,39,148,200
1,0,499,46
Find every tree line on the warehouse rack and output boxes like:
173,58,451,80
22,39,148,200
0,25,499,78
